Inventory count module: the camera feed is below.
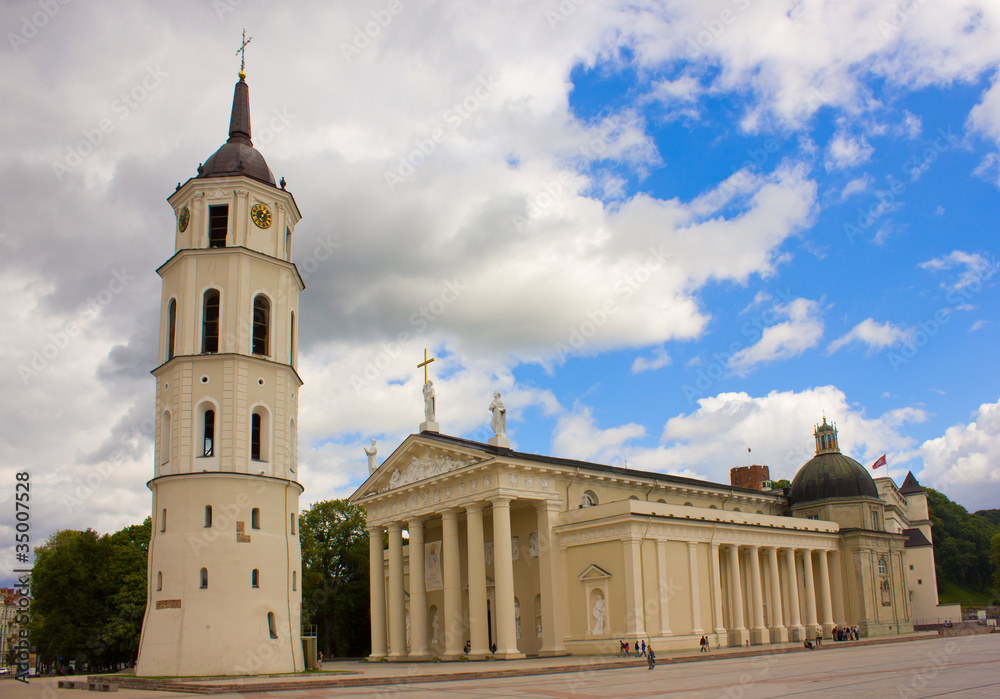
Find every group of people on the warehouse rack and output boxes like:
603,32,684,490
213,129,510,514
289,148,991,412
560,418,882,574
831,625,860,641
698,636,711,652
618,639,657,669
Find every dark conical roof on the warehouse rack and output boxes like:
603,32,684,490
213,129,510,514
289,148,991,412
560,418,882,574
198,76,275,186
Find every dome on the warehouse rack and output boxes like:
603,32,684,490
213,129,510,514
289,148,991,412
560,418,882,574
197,77,275,186
788,452,879,505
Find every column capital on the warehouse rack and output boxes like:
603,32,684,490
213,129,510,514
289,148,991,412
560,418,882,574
406,515,426,527
491,496,512,508
464,502,485,514
440,507,459,520
386,521,402,533
366,524,384,536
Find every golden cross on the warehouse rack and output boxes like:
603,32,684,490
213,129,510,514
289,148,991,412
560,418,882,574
417,348,436,384
236,29,253,74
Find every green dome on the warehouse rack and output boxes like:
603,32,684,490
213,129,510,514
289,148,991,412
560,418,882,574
788,452,879,505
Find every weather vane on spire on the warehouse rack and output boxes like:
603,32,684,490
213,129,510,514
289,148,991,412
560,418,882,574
236,29,252,78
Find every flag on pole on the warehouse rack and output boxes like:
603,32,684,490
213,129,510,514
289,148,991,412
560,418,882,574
871,454,886,471
747,447,751,453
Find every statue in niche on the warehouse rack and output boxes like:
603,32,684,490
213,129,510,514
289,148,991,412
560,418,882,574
536,608,543,638
431,610,440,643
423,381,435,422
529,532,539,559
592,592,606,634
364,439,378,475
514,598,521,639
405,608,411,647
489,391,506,437
511,536,520,561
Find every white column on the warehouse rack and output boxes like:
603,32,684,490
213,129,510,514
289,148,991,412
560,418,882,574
767,547,787,642
441,509,462,659
367,525,387,659
784,548,803,641
387,522,406,658
657,540,673,636
830,549,846,626
536,501,566,655
464,503,489,657
688,541,703,635
802,549,819,635
727,545,747,647
817,549,835,635
748,545,766,644
711,543,726,642
622,535,647,639
407,518,429,658
492,497,523,658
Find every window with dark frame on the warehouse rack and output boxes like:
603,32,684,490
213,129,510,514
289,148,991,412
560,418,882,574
251,412,262,461
203,409,215,457
252,295,270,356
167,298,176,360
202,289,220,353
208,205,228,248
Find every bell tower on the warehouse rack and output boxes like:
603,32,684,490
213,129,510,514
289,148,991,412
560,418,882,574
135,64,306,676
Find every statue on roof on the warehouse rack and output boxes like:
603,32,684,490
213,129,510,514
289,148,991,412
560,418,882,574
364,439,378,475
490,391,506,438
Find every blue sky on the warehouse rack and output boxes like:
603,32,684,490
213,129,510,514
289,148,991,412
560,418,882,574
2,0,1000,581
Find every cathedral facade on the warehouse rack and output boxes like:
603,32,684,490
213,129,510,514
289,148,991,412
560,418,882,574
351,419,949,659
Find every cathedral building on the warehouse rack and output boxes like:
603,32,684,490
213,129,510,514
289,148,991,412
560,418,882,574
135,67,306,676
351,416,954,659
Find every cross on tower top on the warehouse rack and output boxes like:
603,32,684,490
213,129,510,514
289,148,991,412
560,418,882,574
236,29,253,78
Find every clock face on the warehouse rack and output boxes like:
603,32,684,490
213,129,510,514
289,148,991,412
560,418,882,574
178,207,190,232
251,203,272,229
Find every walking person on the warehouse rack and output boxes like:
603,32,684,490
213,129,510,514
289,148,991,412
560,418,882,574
647,645,656,670
640,639,646,657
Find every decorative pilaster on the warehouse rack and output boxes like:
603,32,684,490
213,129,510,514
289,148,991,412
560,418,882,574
536,501,565,655
687,541,703,635
367,526,387,659
817,549,835,635
623,536,647,639
710,543,726,642
802,549,819,634
658,540,674,636
727,545,748,647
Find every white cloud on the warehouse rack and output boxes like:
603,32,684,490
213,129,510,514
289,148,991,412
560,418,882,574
827,318,912,355
839,174,873,200
919,397,1000,510
919,250,998,291
631,347,672,373
826,131,874,170
728,298,824,375
970,319,987,332
551,407,645,465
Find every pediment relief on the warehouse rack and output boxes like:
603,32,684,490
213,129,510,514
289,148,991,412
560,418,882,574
577,564,612,581
356,438,490,499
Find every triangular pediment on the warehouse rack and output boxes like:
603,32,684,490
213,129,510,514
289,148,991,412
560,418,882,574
577,564,612,581
350,433,492,501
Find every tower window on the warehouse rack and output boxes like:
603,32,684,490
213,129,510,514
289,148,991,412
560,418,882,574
204,505,213,528
252,507,260,529
251,412,262,461
252,569,260,588
160,508,167,532
200,568,208,589
290,312,295,364
871,509,879,530
167,298,176,360
290,513,296,535
160,411,172,465
267,611,278,639
203,409,215,457
252,295,270,356
202,289,220,353
208,205,228,248
156,571,162,591
292,570,297,591
285,227,292,260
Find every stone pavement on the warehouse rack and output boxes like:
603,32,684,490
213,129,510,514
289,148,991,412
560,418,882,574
2,632,996,697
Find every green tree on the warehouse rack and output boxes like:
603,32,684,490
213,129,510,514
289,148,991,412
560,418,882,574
28,519,150,671
299,500,370,658
927,489,998,591
991,531,1000,592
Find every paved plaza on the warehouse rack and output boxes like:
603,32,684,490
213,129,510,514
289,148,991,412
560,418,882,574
3,634,998,698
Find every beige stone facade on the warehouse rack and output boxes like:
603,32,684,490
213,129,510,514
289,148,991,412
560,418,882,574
351,423,949,659
135,75,305,676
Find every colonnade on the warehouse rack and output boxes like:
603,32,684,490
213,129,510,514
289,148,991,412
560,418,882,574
367,498,564,660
